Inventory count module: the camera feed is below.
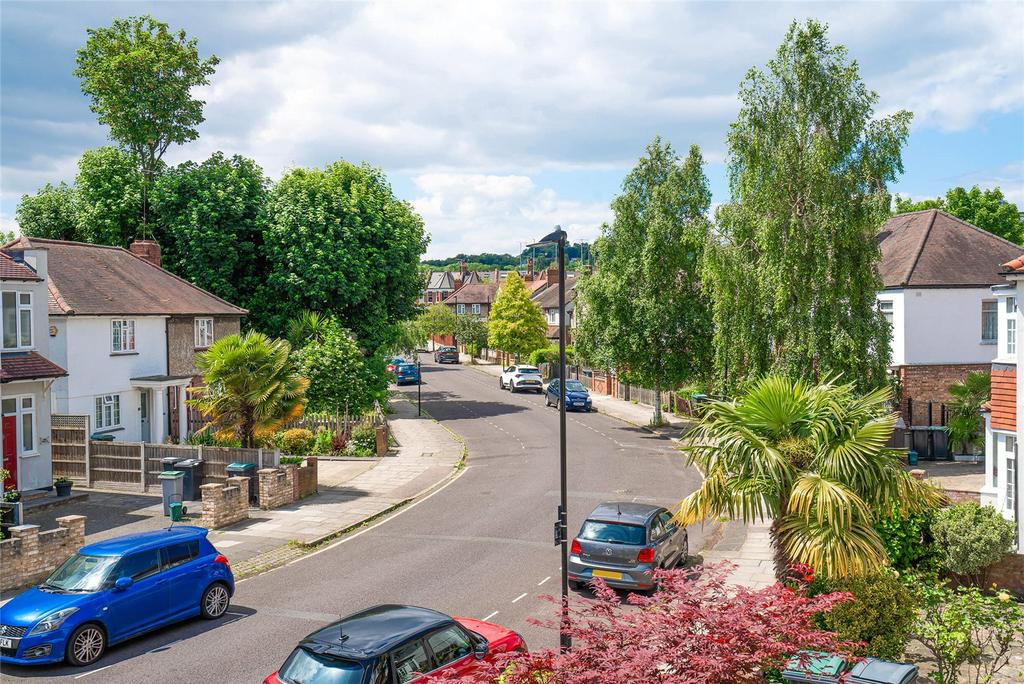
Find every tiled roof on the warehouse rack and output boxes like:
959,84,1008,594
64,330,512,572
1,351,67,384
533,276,577,309
877,210,1022,288
426,271,454,290
1003,255,1024,273
0,252,40,281
446,282,498,304
4,237,247,316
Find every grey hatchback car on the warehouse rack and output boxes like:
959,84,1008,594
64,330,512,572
568,502,688,592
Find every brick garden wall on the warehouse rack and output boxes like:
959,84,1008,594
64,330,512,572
258,466,296,510
986,553,1024,594
200,476,250,529
0,515,86,591
897,363,990,425
293,457,318,500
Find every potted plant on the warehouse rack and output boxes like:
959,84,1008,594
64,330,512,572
54,477,73,497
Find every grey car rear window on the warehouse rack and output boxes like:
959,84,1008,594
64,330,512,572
579,520,646,545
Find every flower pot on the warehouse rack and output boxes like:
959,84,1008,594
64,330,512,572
55,482,72,497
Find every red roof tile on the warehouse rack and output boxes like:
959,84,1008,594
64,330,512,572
1,351,67,383
1004,255,1024,273
0,252,41,281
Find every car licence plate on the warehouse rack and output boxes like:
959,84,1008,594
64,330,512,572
0,637,14,649
592,569,623,580
573,401,584,406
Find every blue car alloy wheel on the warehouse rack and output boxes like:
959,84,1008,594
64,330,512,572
0,526,234,667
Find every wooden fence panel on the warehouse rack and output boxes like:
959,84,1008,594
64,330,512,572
51,415,88,483
88,442,143,491
144,444,200,487
201,446,263,485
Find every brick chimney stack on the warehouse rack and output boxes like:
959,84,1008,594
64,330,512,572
526,257,535,281
129,240,162,268
546,265,559,284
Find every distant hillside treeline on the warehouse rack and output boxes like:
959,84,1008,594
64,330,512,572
423,243,592,271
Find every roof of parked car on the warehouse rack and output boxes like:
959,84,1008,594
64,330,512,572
587,502,661,525
303,605,454,659
80,525,208,556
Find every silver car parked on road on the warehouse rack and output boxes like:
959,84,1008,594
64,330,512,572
568,502,688,592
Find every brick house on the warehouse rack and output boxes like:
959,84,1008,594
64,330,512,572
876,210,1022,424
980,255,1023,554
445,282,499,321
419,263,483,306
1,250,67,492
531,274,577,344
3,237,246,444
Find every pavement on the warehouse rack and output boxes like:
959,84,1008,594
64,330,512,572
699,518,777,589
1,352,704,682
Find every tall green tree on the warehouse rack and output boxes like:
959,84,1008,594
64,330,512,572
75,14,218,237
705,20,909,394
487,271,547,359
454,316,489,351
16,183,81,241
293,318,385,415
417,303,458,341
260,161,428,350
678,375,942,578
895,186,1022,245
152,152,268,309
576,138,712,425
188,331,307,448
75,146,143,246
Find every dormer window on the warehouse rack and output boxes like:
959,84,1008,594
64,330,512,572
2,291,32,350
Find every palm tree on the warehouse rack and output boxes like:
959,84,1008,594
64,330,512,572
287,310,333,347
188,331,308,448
677,375,942,579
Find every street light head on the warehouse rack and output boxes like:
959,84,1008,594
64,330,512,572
527,226,567,248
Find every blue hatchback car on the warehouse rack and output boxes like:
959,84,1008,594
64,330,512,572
545,378,592,411
395,362,421,385
0,526,234,667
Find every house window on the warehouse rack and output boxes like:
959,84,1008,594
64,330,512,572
982,300,998,343
111,319,136,353
95,394,121,429
457,304,465,315
2,291,33,350
471,304,481,315
1007,453,1016,514
427,292,434,304
194,318,213,348
878,299,893,327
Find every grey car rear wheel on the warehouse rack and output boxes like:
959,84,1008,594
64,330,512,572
201,582,230,619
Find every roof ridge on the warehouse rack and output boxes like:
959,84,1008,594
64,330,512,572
121,246,248,314
933,209,1024,251
902,209,938,286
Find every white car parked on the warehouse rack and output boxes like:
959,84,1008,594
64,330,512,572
499,365,544,393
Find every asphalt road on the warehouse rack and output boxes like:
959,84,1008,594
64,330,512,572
1,356,704,683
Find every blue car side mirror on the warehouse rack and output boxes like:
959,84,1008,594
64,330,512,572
113,576,133,591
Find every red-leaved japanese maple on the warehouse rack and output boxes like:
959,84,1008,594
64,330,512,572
432,563,859,684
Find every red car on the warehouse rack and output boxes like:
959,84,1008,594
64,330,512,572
265,604,525,684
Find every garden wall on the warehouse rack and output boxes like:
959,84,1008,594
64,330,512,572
258,466,296,510
0,515,86,591
200,477,249,529
293,457,318,499
986,553,1024,594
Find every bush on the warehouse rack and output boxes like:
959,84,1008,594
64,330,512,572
811,570,918,660
874,504,936,571
528,345,575,366
280,428,314,455
279,455,304,465
312,427,334,455
185,430,242,448
930,502,1017,581
349,422,377,456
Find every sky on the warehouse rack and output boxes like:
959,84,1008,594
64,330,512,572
2,1,1023,260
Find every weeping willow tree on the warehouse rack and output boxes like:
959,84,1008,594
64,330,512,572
705,20,911,394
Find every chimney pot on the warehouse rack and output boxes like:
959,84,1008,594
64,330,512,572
129,240,162,268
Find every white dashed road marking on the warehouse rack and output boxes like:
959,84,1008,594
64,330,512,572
482,610,500,621
511,592,528,604
538,576,550,586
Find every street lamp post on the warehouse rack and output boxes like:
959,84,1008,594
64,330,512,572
528,226,570,651
417,357,422,417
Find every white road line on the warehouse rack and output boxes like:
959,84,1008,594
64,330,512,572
74,664,115,679
538,576,551,585
482,610,499,621
511,592,528,603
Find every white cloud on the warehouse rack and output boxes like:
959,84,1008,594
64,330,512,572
411,173,611,258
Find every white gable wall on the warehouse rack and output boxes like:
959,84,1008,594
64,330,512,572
898,287,998,365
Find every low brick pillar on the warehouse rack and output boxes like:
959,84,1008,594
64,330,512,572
375,425,388,456
200,477,249,529
910,469,927,480
292,456,318,500
258,466,296,510
0,515,86,591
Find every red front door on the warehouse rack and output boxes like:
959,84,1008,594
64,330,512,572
2,414,17,491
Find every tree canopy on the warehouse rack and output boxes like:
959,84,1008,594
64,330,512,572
895,186,1022,245
75,146,144,246
487,271,548,359
455,316,489,351
293,317,386,415
258,161,428,351
417,303,458,340
16,183,80,242
575,137,712,424
75,14,218,236
704,19,907,394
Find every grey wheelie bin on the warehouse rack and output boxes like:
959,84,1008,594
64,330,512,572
174,458,204,501
848,659,918,684
158,470,184,516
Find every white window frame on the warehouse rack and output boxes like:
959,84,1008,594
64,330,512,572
194,318,214,348
471,303,481,315
878,299,893,328
1,290,33,350
94,394,122,430
111,319,137,353
1,394,37,455
1007,449,1016,513
981,299,998,343
456,304,465,315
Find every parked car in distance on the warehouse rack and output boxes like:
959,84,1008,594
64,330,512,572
568,502,687,592
264,604,526,684
545,378,592,411
394,362,421,385
434,346,460,364
386,357,406,374
0,526,233,667
499,365,543,393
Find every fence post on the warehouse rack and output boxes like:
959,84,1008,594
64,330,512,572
139,443,147,493
198,444,204,462
84,422,92,489
258,448,264,469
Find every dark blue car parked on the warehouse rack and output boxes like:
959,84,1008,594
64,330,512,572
395,362,421,385
545,378,592,411
0,526,233,667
